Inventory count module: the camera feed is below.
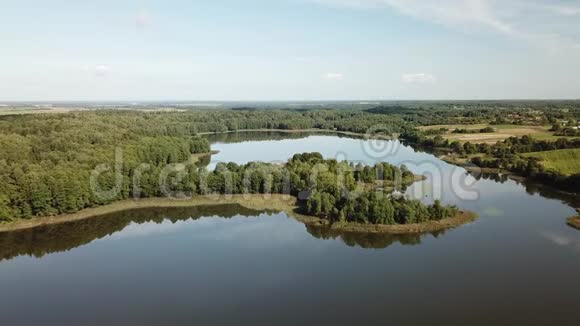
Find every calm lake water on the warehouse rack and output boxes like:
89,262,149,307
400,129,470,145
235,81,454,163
1,132,579,325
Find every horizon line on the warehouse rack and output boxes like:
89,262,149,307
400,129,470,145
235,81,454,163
1,98,580,104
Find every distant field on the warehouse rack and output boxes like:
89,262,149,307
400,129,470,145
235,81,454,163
420,124,489,131
0,107,87,115
0,107,189,116
522,148,580,175
420,124,567,144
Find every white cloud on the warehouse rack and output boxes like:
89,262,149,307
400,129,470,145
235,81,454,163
94,65,111,77
387,0,513,35
310,0,580,50
542,231,580,252
312,0,513,34
402,73,436,84
543,232,571,246
548,5,580,16
311,0,385,9
326,72,344,80
294,56,315,63
136,10,152,28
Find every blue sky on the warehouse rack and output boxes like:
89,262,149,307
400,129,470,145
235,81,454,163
1,0,579,101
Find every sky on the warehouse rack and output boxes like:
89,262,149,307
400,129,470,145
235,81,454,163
1,0,580,101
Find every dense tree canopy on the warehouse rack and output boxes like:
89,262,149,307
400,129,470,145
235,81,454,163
0,108,414,221
5,104,576,220
198,152,458,225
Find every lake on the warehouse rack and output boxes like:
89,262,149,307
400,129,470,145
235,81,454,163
1,132,579,325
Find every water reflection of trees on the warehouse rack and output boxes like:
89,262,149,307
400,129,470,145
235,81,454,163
204,131,315,144
305,224,447,249
0,202,459,262
0,204,268,262
203,130,358,144
468,170,580,208
520,180,580,209
468,171,510,183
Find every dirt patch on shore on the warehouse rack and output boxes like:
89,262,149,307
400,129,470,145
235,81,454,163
567,216,580,230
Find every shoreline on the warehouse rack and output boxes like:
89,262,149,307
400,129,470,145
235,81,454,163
198,128,395,140
293,210,477,235
189,150,220,163
439,153,580,198
0,194,476,235
0,195,297,233
441,155,580,197
440,155,506,174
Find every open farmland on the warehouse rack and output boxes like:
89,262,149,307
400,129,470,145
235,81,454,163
420,124,566,143
522,148,580,175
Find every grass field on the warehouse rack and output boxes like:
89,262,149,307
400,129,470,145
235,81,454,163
522,148,580,175
0,107,88,115
420,124,570,143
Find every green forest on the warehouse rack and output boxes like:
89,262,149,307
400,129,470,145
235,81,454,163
0,108,414,221
1,104,579,221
